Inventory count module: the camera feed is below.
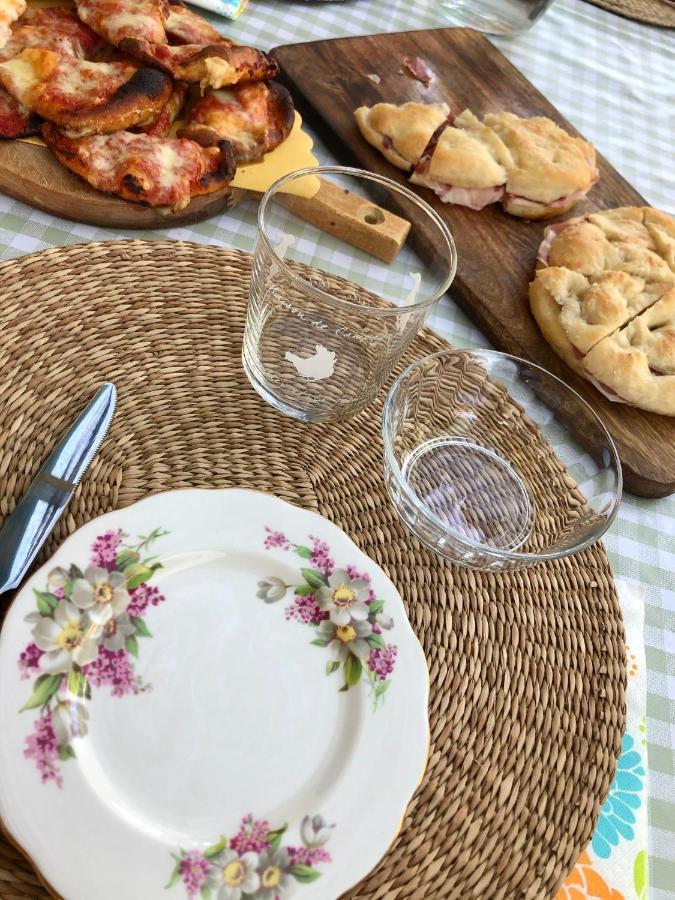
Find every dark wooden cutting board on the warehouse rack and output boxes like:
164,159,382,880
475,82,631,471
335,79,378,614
272,28,675,499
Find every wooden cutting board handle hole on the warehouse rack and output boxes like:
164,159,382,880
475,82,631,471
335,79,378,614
362,206,385,225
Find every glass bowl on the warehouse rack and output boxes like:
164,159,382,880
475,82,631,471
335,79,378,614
382,350,622,570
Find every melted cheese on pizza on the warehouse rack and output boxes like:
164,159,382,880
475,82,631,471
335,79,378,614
0,49,138,111
54,129,210,210
0,26,87,63
75,0,167,45
191,84,268,153
0,0,26,49
9,9,101,59
164,4,222,45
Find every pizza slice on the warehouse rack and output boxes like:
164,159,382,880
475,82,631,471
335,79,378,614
0,48,173,134
133,80,186,137
74,0,169,46
164,2,223,45
0,23,101,63
119,38,277,91
0,0,25,49
42,122,236,211
178,81,293,162
15,7,101,58
0,84,38,137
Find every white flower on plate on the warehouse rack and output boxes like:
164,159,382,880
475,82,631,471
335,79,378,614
256,847,291,899
71,566,130,625
316,569,370,626
47,567,69,590
30,601,100,673
51,698,89,747
315,617,372,661
300,814,333,848
207,849,260,900
101,612,136,652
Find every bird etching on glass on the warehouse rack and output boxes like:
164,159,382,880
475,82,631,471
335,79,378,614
284,344,336,380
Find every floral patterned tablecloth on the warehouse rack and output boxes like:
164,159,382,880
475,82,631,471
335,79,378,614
558,581,649,900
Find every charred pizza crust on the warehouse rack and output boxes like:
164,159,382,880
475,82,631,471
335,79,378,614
119,38,277,90
133,80,186,137
0,48,173,134
353,101,450,172
179,80,294,162
42,121,236,211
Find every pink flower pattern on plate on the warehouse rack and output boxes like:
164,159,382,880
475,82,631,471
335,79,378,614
23,711,62,787
178,850,210,898
17,642,43,680
260,528,397,708
18,527,168,785
168,814,334,898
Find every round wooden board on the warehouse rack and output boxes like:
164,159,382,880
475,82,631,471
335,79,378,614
0,139,235,228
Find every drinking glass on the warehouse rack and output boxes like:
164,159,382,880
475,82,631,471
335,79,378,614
437,0,556,34
382,350,622,570
243,166,457,423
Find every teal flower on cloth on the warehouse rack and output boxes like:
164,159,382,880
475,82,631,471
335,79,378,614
591,734,645,859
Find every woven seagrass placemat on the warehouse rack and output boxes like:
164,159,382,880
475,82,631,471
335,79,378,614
0,240,626,900
583,0,675,26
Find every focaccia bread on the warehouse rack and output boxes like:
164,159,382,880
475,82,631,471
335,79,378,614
42,122,236,211
484,112,598,220
353,101,599,218
410,108,512,210
0,48,173,134
583,289,675,414
354,101,449,172
179,80,294,162
119,38,277,91
530,206,675,415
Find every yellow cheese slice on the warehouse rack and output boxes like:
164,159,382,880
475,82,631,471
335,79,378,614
231,112,319,198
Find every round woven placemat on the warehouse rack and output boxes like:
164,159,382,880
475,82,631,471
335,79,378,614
0,240,625,900
583,0,675,27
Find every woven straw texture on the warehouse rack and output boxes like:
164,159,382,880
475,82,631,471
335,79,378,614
583,0,675,26
0,241,626,900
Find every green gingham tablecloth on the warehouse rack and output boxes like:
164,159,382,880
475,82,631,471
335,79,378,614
0,0,673,894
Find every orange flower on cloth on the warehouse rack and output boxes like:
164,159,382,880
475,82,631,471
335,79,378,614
557,852,624,900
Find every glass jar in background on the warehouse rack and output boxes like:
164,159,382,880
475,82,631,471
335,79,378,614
437,0,556,35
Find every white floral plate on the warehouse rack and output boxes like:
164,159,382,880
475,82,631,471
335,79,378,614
0,489,429,900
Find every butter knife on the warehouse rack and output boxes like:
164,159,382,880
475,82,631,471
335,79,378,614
0,383,116,595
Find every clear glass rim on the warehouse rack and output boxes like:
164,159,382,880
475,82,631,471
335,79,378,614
256,165,458,317
382,349,623,563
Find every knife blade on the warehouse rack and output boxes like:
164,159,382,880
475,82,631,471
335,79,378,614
0,383,116,595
